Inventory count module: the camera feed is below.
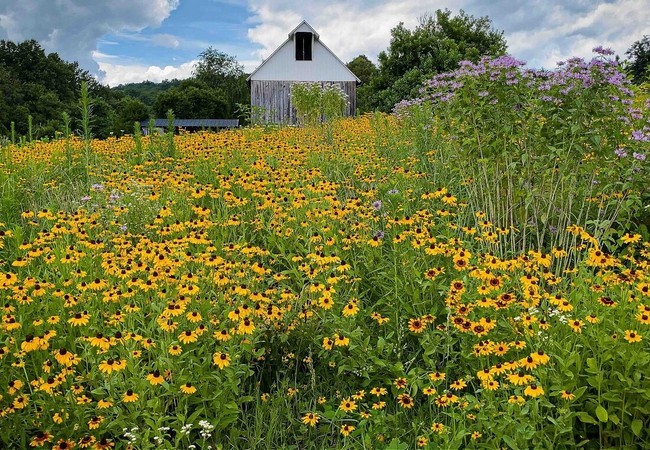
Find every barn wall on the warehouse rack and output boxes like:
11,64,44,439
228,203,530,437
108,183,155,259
251,80,357,124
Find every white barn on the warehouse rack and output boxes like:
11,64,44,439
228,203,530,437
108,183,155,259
247,21,360,124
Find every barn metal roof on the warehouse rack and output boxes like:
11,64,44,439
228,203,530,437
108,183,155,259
140,119,239,128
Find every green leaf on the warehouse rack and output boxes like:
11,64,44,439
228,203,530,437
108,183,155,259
385,438,409,450
631,419,643,437
573,386,587,399
576,412,597,424
502,435,519,450
595,405,608,423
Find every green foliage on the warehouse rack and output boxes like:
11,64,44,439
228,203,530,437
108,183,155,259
291,83,348,126
111,97,150,135
112,79,181,108
0,39,153,140
154,79,229,119
626,35,650,84
165,108,176,158
365,9,507,112
346,55,378,85
398,52,650,255
192,47,250,117
0,116,649,449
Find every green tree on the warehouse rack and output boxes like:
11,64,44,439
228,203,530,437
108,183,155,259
366,9,507,112
626,36,650,84
346,55,377,85
192,47,249,117
154,79,228,119
112,97,150,135
0,39,125,140
113,79,182,108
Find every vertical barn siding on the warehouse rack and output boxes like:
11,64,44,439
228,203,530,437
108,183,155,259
251,80,356,124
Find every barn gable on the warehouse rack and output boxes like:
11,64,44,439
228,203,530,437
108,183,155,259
248,21,359,83
248,20,359,123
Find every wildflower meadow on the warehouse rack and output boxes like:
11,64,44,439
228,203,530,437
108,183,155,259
0,50,649,449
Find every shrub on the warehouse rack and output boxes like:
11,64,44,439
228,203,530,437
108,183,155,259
397,49,650,257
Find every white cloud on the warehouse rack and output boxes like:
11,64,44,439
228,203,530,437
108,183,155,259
244,0,650,68
2,0,648,87
97,60,197,86
0,0,179,76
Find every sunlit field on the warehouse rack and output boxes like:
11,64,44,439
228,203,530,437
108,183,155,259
1,53,649,449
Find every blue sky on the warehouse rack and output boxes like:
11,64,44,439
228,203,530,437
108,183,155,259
0,0,648,86
97,1,252,69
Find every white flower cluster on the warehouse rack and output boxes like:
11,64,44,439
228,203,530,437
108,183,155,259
199,420,214,439
179,423,193,435
123,427,138,445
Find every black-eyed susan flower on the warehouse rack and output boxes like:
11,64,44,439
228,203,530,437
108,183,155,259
423,386,437,396
88,415,104,429
30,431,54,447
394,377,408,389
301,412,319,427
168,344,182,356
78,435,96,448
370,387,387,396
178,330,198,344
340,424,355,436
624,330,642,343
524,384,544,397
68,311,90,327
560,390,576,400
408,318,426,333
93,437,114,449
397,393,414,408
146,370,164,386
53,439,75,449
429,371,446,382
342,300,359,317
180,383,197,394
508,395,526,405
213,352,231,369
122,390,139,403
97,399,113,409
334,334,349,347
569,319,584,333
339,397,357,412
507,372,534,386
450,379,467,390
238,318,255,335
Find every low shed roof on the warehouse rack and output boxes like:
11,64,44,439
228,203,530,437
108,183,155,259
140,119,239,128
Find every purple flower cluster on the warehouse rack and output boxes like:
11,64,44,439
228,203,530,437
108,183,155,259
395,48,649,159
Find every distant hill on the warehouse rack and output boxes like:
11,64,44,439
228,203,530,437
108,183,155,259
112,80,182,109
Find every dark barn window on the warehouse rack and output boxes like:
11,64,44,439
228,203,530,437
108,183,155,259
295,32,312,61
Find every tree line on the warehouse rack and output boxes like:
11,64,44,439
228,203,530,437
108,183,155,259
1,9,648,141
0,43,248,141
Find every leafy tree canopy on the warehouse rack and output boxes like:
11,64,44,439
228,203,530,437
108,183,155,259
346,55,378,85
363,9,507,112
154,79,228,119
626,35,650,84
0,39,149,139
